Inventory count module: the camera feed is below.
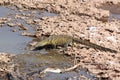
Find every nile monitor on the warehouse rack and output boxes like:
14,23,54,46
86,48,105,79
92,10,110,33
33,35,118,53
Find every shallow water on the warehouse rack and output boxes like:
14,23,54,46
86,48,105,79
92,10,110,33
99,3,120,20
15,52,95,80
0,6,32,54
110,13,120,20
0,6,13,17
0,26,31,53
16,51,72,68
0,6,56,54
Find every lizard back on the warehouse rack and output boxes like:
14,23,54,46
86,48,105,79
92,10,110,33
49,35,73,47
34,35,73,49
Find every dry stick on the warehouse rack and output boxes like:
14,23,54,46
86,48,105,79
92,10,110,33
39,62,81,74
61,62,81,73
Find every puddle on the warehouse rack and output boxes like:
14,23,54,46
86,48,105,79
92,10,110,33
0,6,57,54
16,51,72,68
78,69,95,80
15,52,96,80
98,2,120,20
110,13,120,20
0,6,32,54
14,52,74,80
42,11,57,17
0,6,13,17
0,26,31,54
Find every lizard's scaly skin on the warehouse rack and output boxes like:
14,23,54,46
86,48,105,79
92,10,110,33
34,35,118,53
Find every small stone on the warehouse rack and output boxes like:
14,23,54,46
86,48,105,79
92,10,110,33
116,28,120,34
41,68,62,73
107,36,117,43
21,32,36,37
17,23,28,30
7,23,16,27
11,29,17,32
29,42,37,46
88,26,97,32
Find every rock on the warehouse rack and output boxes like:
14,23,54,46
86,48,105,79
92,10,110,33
88,26,97,32
106,36,117,43
21,32,36,37
7,23,16,27
17,23,28,30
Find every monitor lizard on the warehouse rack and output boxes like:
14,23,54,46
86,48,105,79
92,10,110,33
33,35,118,53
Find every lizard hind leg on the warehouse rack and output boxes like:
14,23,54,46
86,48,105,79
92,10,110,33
61,43,69,50
56,43,69,52
57,44,68,54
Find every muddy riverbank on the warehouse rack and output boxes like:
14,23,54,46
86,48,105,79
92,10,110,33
0,0,120,80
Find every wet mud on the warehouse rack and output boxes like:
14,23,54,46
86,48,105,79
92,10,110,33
13,50,96,80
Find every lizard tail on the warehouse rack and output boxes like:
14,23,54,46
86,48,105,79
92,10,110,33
73,38,118,53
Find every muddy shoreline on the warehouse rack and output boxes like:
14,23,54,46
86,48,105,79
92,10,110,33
0,0,120,80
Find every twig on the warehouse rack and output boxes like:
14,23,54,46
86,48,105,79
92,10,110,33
39,62,81,74
61,62,81,73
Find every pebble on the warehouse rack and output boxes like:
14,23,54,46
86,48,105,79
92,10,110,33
88,27,97,37
106,36,117,43
88,26,97,32
7,23,16,27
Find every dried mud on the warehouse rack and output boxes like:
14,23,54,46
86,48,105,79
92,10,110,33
0,0,120,80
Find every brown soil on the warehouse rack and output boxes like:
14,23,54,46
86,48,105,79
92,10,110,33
0,0,120,80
